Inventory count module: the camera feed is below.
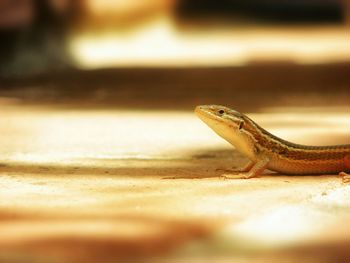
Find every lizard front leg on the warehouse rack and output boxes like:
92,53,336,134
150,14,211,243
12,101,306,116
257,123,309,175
221,155,270,179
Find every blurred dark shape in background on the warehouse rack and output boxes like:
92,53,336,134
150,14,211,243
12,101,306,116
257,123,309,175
178,0,343,24
0,0,81,76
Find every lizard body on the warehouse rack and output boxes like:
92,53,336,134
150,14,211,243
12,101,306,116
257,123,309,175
195,105,350,181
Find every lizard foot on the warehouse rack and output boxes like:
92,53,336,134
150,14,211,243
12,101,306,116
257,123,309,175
221,172,256,179
219,156,269,179
215,162,254,174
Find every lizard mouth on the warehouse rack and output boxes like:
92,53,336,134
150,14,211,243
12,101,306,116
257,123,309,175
195,105,222,124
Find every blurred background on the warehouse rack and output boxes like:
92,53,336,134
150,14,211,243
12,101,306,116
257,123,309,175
2,1,350,263
1,0,350,109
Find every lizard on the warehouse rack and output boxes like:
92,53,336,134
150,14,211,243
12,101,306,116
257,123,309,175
195,105,350,182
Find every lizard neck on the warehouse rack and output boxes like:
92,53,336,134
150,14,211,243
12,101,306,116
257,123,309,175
206,119,258,161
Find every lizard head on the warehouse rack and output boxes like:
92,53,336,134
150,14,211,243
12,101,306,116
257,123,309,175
195,105,244,132
195,105,257,160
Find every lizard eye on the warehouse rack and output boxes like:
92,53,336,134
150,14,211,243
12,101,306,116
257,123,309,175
239,121,244,130
218,109,225,114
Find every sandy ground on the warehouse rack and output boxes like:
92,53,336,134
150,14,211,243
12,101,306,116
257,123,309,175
1,102,350,262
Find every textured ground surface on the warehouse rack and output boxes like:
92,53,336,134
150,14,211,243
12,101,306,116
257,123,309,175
1,102,350,262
